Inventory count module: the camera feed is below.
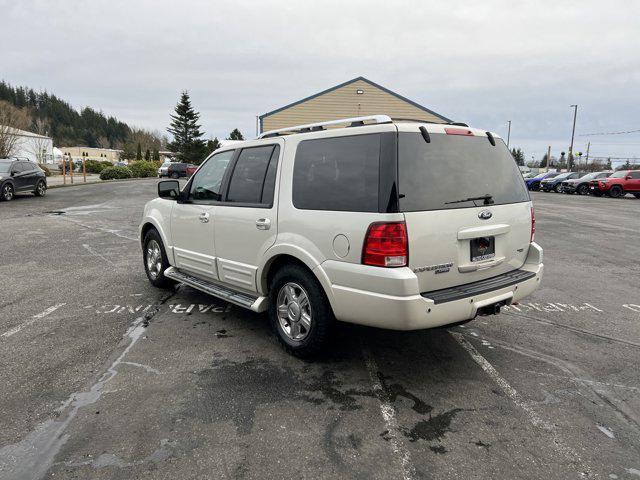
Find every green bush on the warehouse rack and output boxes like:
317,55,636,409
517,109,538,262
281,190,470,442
38,164,52,177
99,166,133,180
128,160,157,178
84,160,115,174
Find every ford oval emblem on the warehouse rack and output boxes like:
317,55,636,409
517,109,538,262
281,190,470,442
478,210,492,220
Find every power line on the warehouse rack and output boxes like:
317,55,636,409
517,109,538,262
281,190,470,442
578,128,640,137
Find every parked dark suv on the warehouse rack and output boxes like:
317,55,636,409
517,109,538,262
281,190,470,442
0,159,47,201
167,162,196,179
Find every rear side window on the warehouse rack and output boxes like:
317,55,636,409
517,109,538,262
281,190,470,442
398,133,530,211
226,145,279,205
293,134,380,212
630,172,640,179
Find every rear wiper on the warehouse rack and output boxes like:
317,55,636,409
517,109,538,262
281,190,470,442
444,194,494,205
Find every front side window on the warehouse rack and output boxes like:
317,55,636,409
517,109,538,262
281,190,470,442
189,150,234,202
226,145,278,205
292,134,380,212
610,171,627,179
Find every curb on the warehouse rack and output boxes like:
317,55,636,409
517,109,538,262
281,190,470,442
47,177,156,189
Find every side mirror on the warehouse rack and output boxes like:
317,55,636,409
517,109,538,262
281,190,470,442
625,175,632,180
158,180,180,199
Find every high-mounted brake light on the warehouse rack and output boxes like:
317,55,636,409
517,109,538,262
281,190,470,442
362,222,408,267
445,128,474,136
530,206,535,243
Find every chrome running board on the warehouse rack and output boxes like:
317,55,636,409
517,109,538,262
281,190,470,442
164,267,267,312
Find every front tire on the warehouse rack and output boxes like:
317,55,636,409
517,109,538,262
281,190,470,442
530,182,540,192
268,264,333,358
143,229,175,289
554,184,563,193
609,186,623,198
1,183,14,201
634,193,640,199
171,172,179,179
34,180,47,197
577,184,589,195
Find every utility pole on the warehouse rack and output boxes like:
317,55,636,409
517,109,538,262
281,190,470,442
568,105,578,170
585,141,590,166
547,145,551,172
507,120,511,148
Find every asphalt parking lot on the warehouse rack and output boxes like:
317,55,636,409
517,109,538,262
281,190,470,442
0,180,639,480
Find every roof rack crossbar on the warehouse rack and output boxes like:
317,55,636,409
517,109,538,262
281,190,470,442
257,115,392,139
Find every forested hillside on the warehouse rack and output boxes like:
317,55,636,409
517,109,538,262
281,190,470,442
0,81,131,148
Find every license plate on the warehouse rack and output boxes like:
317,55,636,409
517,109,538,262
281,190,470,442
471,237,495,262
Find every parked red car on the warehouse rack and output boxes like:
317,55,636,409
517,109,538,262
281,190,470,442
186,165,198,177
589,170,640,198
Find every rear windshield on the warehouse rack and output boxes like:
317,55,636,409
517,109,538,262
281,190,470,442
398,133,530,211
0,162,11,173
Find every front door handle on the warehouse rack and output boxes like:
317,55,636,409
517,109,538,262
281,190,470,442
199,212,210,223
256,218,271,230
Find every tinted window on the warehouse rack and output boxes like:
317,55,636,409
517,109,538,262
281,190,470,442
0,162,12,173
293,134,380,212
630,172,640,179
611,171,627,178
189,150,234,202
398,133,529,211
226,146,276,204
260,146,280,204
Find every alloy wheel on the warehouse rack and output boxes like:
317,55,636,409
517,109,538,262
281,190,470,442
145,239,163,279
276,282,312,341
2,184,13,201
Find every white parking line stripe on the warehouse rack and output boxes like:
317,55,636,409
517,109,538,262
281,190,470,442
361,345,416,480
1,303,66,338
451,331,589,476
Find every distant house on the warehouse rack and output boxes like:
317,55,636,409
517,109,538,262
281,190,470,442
259,76,452,134
59,146,122,164
1,127,54,163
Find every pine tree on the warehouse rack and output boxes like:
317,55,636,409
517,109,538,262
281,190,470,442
145,148,151,161
167,91,207,163
136,142,142,160
510,147,525,166
206,137,221,155
227,128,244,141
152,148,160,161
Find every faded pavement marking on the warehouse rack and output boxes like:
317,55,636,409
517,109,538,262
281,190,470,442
1,304,66,338
361,345,416,480
451,331,591,477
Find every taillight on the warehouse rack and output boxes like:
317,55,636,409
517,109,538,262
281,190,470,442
530,207,535,243
362,222,408,267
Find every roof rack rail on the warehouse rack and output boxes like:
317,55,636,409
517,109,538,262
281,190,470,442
258,115,392,139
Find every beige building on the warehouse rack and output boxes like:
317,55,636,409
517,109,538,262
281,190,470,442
59,146,122,163
259,76,451,133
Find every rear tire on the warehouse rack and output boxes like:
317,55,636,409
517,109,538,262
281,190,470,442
577,184,589,195
1,183,14,201
609,186,623,198
268,264,333,358
34,180,46,197
171,172,179,179
143,229,176,289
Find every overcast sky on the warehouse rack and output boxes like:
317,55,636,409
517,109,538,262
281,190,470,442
2,0,639,164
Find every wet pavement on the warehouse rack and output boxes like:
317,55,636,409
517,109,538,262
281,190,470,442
0,180,639,479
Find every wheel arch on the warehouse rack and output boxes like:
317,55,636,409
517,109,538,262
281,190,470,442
140,219,171,255
258,248,336,310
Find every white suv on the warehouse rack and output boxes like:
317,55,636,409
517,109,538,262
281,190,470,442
140,115,543,357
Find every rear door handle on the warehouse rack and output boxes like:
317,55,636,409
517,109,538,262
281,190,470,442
256,218,271,230
199,212,210,223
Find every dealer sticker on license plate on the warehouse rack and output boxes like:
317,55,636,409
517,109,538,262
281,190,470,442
471,237,495,262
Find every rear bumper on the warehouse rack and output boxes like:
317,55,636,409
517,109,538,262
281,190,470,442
324,243,543,331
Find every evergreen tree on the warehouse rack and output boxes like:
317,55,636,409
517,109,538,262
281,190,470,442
606,158,612,170
167,91,207,163
227,128,244,141
152,148,160,161
136,142,142,160
145,148,151,161
540,153,549,168
510,147,525,166
206,137,221,155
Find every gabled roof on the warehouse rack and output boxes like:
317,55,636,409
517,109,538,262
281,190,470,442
259,76,452,123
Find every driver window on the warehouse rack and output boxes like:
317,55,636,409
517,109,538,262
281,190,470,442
189,150,234,202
